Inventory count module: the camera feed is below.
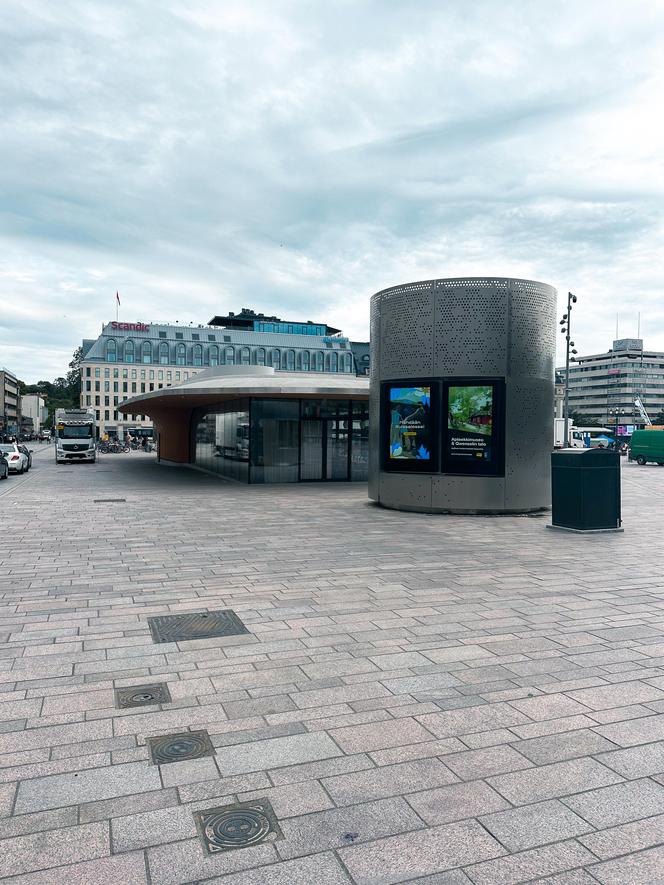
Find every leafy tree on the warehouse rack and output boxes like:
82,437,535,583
18,348,83,429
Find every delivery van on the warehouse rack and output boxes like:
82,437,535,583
629,429,664,466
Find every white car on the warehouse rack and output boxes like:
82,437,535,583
0,443,29,474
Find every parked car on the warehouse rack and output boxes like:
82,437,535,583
17,444,33,470
0,443,29,474
0,453,8,480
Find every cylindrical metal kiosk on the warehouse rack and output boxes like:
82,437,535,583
369,277,556,513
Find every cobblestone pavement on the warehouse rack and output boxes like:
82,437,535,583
2,447,664,883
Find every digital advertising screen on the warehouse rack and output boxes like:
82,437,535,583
443,379,505,476
389,386,431,461
382,382,439,471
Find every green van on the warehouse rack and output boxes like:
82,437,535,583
629,429,664,466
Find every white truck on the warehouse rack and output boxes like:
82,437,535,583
54,408,97,464
554,418,572,448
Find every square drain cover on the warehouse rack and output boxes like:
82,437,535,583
194,799,283,854
148,609,249,643
147,729,216,765
115,683,171,709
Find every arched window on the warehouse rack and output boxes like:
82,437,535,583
124,340,134,363
141,341,152,364
225,346,235,365
314,351,324,372
209,345,219,366
159,341,169,365
270,348,280,368
240,347,250,366
105,339,117,362
330,352,338,372
193,344,203,366
256,347,266,366
341,353,353,373
176,343,186,366
301,351,310,372
285,349,295,370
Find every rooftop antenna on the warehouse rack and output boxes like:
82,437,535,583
638,312,641,339
616,312,619,340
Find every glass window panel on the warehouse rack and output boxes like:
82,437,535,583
351,418,369,480
192,401,249,482
250,399,299,483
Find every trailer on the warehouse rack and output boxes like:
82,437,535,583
54,408,97,464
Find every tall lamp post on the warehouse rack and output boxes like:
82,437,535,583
608,408,625,448
560,292,578,447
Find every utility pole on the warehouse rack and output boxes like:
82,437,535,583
560,291,578,447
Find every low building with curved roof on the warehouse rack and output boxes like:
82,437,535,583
119,365,369,483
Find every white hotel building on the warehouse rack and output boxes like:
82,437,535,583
80,308,368,438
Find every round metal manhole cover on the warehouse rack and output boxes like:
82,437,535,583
115,683,171,709
147,729,215,765
195,799,283,854
205,807,272,850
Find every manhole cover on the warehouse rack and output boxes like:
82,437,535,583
115,683,171,709
93,498,127,503
147,729,215,765
147,610,249,643
194,799,283,854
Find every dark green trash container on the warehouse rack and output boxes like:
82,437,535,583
551,448,621,531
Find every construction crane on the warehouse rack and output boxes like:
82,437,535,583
634,396,652,426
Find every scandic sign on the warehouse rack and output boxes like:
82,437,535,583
110,322,150,332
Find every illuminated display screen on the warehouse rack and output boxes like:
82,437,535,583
447,385,494,462
388,386,431,461
443,380,504,476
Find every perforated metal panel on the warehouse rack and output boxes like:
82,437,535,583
433,279,508,376
379,281,434,378
508,279,556,380
368,294,382,500
370,276,556,513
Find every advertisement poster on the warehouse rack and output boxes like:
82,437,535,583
447,385,494,463
389,387,431,461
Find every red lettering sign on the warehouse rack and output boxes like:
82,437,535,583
110,322,150,332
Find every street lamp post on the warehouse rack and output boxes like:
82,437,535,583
560,292,578,447
608,408,625,449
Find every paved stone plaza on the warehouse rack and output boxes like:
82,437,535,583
2,447,664,883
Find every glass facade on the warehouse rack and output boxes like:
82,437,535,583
192,400,250,482
192,398,368,483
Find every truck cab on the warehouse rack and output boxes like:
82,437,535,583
54,409,97,464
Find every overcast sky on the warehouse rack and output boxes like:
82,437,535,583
2,0,664,383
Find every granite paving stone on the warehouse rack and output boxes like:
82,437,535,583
406,779,510,825
200,852,352,884
338,819,506,884
479,799,594,851
13,759,162,813
487,758,624,805
0,853,148,885
111,803,198,851
514,729,618,765
277,795,425,860
2,446,664,881
213,731,342,775
322,757,458,805
590,845,664,884
463,839,597,885
562,776,664,827
439,745,533,779
329,717,434,753
0,820,109,878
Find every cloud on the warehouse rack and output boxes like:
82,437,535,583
1,0,664,381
